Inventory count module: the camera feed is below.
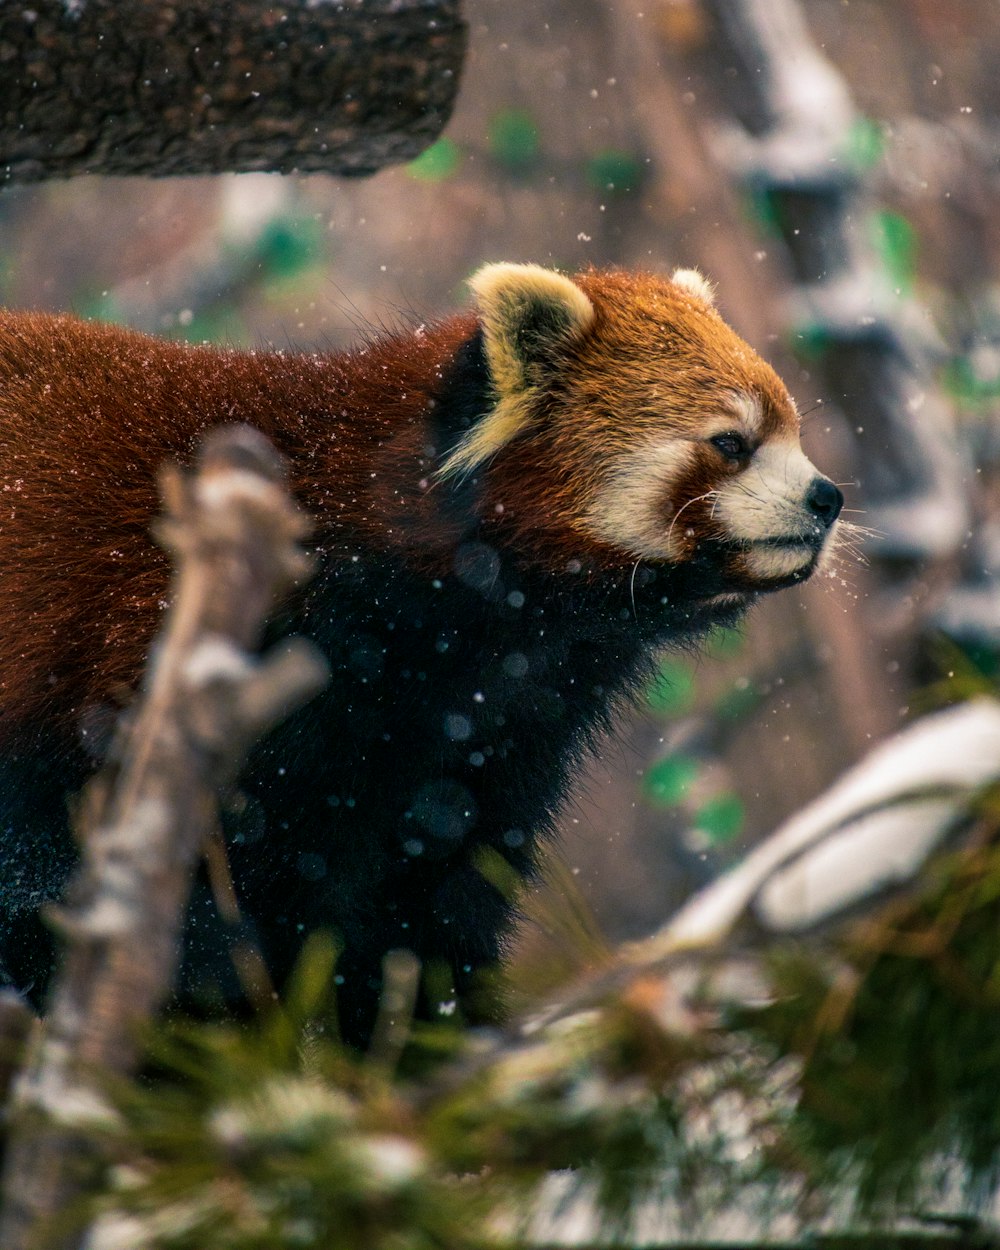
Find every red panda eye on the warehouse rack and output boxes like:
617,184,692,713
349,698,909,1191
710,432,749,461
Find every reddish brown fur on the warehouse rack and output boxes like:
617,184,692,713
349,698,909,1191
0,269,840,1043
0,269,800,738
479,269,798,567
0,310,477,735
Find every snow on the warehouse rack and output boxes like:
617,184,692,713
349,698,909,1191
864,489,969,561
195,467,282,514
182,635,252,690
649,700,1000,952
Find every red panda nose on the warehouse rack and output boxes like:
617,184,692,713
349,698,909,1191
805,477,844,529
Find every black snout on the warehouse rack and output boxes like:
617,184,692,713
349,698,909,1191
805,476,843,529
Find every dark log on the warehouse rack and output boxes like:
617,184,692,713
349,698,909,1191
0,0,466,182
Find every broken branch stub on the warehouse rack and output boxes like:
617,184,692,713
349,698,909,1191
0,424,329,1250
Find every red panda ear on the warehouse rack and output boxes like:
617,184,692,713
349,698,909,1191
439,263,595,479
470,262,595,392
670,267,717,306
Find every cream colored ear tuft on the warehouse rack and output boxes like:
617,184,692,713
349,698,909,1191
470,262,595,392
439,264,595,480
671,267,717,306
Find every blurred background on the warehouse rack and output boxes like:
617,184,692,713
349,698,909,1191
2,0,997,958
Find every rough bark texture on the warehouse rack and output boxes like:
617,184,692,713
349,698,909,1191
0,0,466,182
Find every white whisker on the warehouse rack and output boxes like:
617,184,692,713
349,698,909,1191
629,558,641,621
666,490,720,548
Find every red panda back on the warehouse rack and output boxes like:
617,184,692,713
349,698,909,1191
0,310,475,735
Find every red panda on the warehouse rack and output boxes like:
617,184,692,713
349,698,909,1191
0,263,841,1044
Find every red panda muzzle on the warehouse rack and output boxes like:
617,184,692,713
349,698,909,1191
805,476,845,529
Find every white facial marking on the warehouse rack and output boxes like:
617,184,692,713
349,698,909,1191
582,386,830,573
585,439,694,559
713,439,820,542
727,391,763,436
742,544,815,581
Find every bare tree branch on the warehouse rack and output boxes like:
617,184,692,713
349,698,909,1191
0,0,466,183
0,425,329,1250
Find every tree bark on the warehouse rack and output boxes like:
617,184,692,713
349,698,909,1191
0,0,466,182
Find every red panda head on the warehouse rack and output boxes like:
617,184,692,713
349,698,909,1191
440,263,842,595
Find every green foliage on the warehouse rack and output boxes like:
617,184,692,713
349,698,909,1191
714,677,761,723
790,319,837,361
744,186,785,239
75,287,128,324
643,753,700,807
741,815,1000,1210
942,353,1000,407
428,1007,701,1230
76,789,1000,1246
256,216,325,281
94,938,497,1250
160,212,327,345
586,150,645,195
704,626,745,661
692,791,745,844
63,650,1000,1244
844,116,887,172
488,109,540,169
407,137,463,182
872,210,917,294
789,208,917,357
169,306,249,346
921,637,1000,707
88,935,752,1249
646,656,696,716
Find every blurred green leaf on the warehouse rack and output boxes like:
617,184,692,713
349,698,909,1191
693,791,745,843
845,115,886,171
705,625,745,659
790,319,836,361
257,215,325,280
282,931,340,1029
586,149,644,194
643,753,700,807
715,678,761,722
744,185,784,237
169,306,248,345
942,353,1000,405
488,109,540,168
872,210,916,293
74,288,127,324
407,136,462,182
646,657,696,715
